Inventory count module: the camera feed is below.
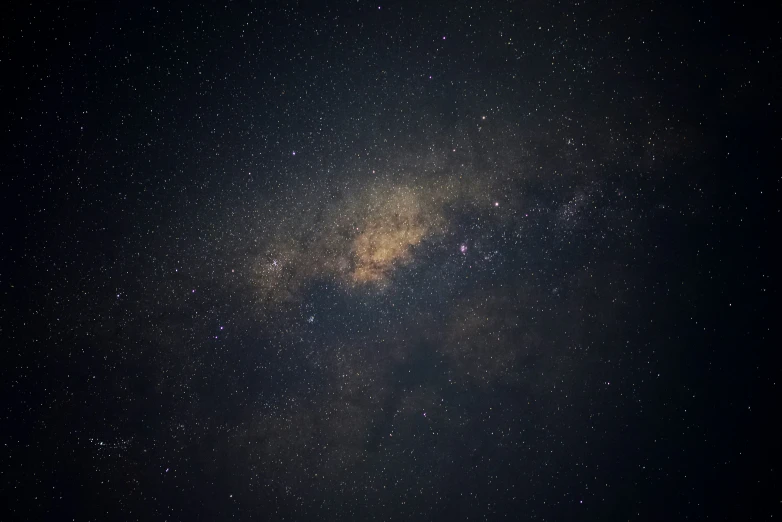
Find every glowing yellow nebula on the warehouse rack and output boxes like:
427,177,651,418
247,177,462,305
350,186,433,284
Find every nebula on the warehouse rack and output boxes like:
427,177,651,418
350,185,443,285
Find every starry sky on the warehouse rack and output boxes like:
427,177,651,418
2,1,777,521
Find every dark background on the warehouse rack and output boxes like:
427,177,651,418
2,1,777,520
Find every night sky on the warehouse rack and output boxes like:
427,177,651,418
2,1,777,521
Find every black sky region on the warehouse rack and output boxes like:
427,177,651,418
2,1,777,521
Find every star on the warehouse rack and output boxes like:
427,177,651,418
17,3,758,521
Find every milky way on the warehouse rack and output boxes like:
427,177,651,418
180,119,662,508
7,1,773,520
